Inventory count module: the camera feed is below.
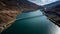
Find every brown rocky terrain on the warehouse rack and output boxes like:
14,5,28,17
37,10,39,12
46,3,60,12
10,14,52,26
0,0,40,33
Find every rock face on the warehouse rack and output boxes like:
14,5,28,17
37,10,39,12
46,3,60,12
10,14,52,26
0,0,40,33
44,3,60,27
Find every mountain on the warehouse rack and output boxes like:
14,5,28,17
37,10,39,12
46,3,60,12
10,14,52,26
43,1,60,27
0,0,40,33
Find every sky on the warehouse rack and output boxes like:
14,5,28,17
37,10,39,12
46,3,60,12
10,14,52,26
28,0,58,6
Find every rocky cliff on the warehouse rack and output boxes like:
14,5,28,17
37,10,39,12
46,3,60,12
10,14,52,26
0,0,40,33
44,1,60,27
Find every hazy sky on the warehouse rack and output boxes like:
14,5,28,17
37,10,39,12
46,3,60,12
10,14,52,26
28,0,58,6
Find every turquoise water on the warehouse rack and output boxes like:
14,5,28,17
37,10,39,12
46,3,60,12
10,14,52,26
2,10,59,34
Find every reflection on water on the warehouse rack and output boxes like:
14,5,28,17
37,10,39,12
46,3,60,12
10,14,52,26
16,10,43,20
2,10,60,34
